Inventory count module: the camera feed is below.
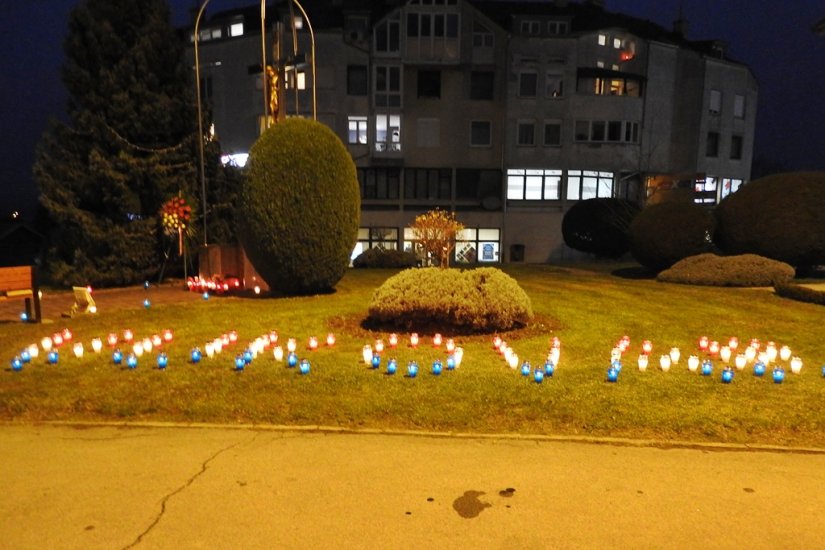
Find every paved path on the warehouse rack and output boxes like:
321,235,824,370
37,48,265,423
0,281,204,324
1,423,824,549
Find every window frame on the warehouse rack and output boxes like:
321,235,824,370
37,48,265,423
470,120,492,147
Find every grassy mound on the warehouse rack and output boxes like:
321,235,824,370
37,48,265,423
657,253,794,286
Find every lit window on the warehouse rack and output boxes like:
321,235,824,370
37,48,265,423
598,33,607,46
613,37,622,49
348,116,368,145
566,170,613,200
455,228,500,263
229,22,244,37
507,169,561,200
375,114,401,152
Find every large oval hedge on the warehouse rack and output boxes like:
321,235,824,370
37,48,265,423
238,119,360,294
367,267,533,333
657,253,795,287
562,198,639,258
715,172,825,271
629,201,715,272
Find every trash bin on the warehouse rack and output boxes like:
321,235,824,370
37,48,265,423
510,244,525,262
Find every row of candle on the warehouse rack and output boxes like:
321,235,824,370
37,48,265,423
492,335,561,382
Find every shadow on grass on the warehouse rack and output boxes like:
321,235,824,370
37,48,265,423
611,266,657,280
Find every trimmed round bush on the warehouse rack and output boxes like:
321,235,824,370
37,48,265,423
715,172,825,271
629,201,715,272
562,198,639,258
657,253,795,287
367,267,533,333
352,248,418,269
238,119,360,294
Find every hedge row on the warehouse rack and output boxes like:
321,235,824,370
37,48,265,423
774,283,825,306
657,253,795,287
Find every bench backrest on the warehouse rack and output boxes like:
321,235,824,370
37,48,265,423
0,265,35,292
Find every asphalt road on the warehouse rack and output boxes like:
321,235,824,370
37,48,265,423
1,423,824,549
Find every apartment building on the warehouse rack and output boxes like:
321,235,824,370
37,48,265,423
188,0,757,264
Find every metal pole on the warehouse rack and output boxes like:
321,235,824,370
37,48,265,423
291,0,316,120
194,0,211,246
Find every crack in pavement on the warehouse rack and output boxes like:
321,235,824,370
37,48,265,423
121,432,261,549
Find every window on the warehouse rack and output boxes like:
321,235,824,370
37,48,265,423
455,228,500,263
613,37,622,49
730,135,743,160
709,89,721,115
348,116,368,144
545,72,564,97
470,121,491,147
229,21,244,37
543,122,561,146
520,20,540,35
375,15,400,54
470,71,494,100
356,227,399,253
455,169,501,202
375,65,401,107
566,170,614,200
375,114,401,152
720,178,743,200
404,168,451,200
518,72,537,97
574,120,639,143
548,21,567,35
694,176,717,204
591,76,642,96
417,70,441,98
706,131,720,157
347,65,368,95
507,169,562,200
517,121,535,146
473,22,494,47
734,94,746,119
358,168,401,200
598,33,607,46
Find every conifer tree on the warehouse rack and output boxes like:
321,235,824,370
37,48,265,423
34,0,199,286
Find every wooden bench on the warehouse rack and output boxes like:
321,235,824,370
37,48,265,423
0,265,42,323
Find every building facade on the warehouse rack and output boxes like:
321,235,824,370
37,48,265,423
187,0,757,264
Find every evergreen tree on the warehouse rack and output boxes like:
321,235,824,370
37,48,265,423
34,0,199,286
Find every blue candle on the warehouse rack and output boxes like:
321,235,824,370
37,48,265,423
113,349,123,365
190,348,202,364
544,361,555,377
612,360,622,373
157,352,168,370
446,355,456,370
520,361,531,376
533,368,545,383
202,292,209,300
143,298,151,309
701,360,713,376
126,353,138,369
753,361,766,377
387,358,397,375
20,349,31,363
20,312,28,322
234,354,245,371
407,361,418,378
432,359,443,375
243,348,253,364
772,367,785,384
11,356,23,371
607,366,619,382
371,354,381,369
287,352,298,367
299,359,310,375
47,350,59,365
821,365,825,378
721,367,734,384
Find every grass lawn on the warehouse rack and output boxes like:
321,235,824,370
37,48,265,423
1,263,824,448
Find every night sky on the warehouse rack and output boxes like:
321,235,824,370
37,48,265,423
1,0,823,219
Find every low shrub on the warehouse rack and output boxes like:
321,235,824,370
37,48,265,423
367,267,533,333
657,253,795,287
774,283,825,306
352,248,418,269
